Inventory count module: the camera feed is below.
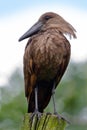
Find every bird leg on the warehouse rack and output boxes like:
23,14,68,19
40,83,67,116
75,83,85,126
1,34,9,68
30,87,42,120
35,87,38,112
52,83,65,118
52,82,58,115
52,82,70,123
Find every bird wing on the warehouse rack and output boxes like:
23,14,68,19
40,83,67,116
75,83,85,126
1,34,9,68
54,37,71,88
23,40,37,102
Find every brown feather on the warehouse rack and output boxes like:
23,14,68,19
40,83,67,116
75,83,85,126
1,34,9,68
21,12,76,112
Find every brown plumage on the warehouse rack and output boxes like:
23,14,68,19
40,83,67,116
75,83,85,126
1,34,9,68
19,12,76,113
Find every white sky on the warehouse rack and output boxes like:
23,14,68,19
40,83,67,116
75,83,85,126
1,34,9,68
0,5,87,86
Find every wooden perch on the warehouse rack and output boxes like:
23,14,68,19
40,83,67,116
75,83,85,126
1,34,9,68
21,113,67,130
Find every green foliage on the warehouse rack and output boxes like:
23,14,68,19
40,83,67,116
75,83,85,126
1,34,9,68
0,67,27,130
0,62,87,130
0,92,27,130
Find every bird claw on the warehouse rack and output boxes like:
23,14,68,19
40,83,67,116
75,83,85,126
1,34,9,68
36,111,42,120
54,112,70,124
54,112,60,118
30,110,42,122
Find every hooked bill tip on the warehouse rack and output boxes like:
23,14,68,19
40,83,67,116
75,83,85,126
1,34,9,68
18,37,22,42
18,34,28,42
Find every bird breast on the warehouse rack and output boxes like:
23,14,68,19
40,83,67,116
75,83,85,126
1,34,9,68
25,29,70,81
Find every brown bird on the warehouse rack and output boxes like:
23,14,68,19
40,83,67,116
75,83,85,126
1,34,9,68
19,12,76,117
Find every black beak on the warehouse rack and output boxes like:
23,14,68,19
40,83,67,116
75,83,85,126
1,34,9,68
18,21,43,42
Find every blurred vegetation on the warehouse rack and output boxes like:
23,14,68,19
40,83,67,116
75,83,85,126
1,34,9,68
0,61,87,130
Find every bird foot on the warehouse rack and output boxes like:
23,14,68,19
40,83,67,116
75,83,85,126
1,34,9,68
30,110,42,122
54,112,70,124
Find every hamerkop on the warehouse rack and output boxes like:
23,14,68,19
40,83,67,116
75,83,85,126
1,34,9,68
19,12,76,117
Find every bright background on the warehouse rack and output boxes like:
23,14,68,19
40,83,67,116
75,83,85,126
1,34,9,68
0,1,87,130
0,0,87,86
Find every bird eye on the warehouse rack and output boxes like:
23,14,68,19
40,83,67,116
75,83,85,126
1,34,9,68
44,16,52,20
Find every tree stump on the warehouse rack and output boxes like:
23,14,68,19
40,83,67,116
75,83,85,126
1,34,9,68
21,113,67,130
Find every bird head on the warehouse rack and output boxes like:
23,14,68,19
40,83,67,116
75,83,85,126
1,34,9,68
19,12,76,42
